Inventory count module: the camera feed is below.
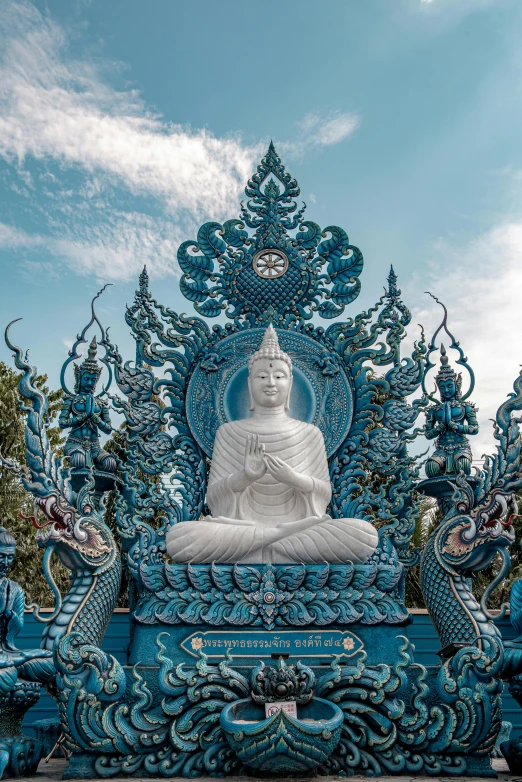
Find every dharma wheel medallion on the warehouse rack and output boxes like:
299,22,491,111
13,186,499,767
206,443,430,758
252,248,288,279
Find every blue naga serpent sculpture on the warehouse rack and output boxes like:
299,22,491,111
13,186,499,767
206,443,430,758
420,368,522,673
1,323,121,651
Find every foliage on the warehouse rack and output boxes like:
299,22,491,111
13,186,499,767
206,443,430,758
0,361,67,606
405,497,441,608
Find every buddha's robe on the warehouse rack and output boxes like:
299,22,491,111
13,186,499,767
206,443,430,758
166,417,378,565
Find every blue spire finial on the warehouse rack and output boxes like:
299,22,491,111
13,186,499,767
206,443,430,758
139,265,149,293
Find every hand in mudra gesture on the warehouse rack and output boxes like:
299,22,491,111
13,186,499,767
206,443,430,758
244,434,266,481
265,454,314,493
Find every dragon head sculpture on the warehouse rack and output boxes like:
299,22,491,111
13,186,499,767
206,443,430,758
1,322,116,576
420,368,522,662
2,320,121,647
30,482,115,573
437,480,516,576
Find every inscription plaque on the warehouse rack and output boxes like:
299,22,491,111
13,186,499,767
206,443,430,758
181,629,363,660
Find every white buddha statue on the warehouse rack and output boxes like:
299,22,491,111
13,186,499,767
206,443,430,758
166,326,378,565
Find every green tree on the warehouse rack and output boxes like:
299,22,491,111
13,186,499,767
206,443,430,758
0,361,67,605
405,496,441,608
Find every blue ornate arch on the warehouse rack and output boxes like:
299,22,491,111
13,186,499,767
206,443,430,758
105,144,427,586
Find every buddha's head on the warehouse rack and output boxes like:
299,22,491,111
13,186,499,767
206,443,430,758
435,344,461,401
74,336,102,394
0,527,16,579
248,325,292,413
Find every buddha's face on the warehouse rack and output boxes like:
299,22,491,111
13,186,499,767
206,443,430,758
438,377,456,401
79,371,98,395
249,358,292,410
0,546,15,578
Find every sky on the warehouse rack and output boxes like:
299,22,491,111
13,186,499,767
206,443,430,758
1,0,522,460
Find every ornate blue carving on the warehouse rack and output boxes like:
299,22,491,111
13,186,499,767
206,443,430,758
177,142,363,324
134,562,407,629
0,527,54,778
422,297,479,479
0,732,43,780
112,265,426,580
1,316,121,655
250,657,315,703
52,630,502,778
220,695,343,773
501,577,522,770
59,287,117,485
317,636,503,776
186,328,353,458
179,628,363,661
418,308,522,669
54,632,249,778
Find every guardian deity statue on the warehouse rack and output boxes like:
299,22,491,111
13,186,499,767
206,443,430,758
59,337,116,473
166,326,378,564
424,345,479,477
0,526,54,688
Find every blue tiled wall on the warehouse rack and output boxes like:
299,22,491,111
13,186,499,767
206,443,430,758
17,610,522,736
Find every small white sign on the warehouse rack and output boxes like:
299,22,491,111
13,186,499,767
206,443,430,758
265,700,297,718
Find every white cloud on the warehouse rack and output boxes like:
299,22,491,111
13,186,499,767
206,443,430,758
0,2,360,282
0,222,43,249
52,213,185,281
288,111,360,155
0,1,264,280
0,3,257,221
407,221,522,461
299,111,360,147
0,213,185,282
417,0,497,17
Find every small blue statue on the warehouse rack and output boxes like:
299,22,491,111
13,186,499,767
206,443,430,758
0,527,54,685
0,526,55,779
59,337,116,473
425,345,478,477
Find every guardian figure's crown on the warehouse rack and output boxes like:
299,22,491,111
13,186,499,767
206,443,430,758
435,344,462,397
73,336,102,392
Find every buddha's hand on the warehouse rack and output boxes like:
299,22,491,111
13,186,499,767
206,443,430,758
264,454,314,493
244,434,267,482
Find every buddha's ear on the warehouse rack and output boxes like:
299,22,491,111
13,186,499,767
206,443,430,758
248,377,254,411
285,374,293,413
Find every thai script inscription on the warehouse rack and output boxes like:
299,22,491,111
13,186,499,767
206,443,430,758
181,629,362,659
